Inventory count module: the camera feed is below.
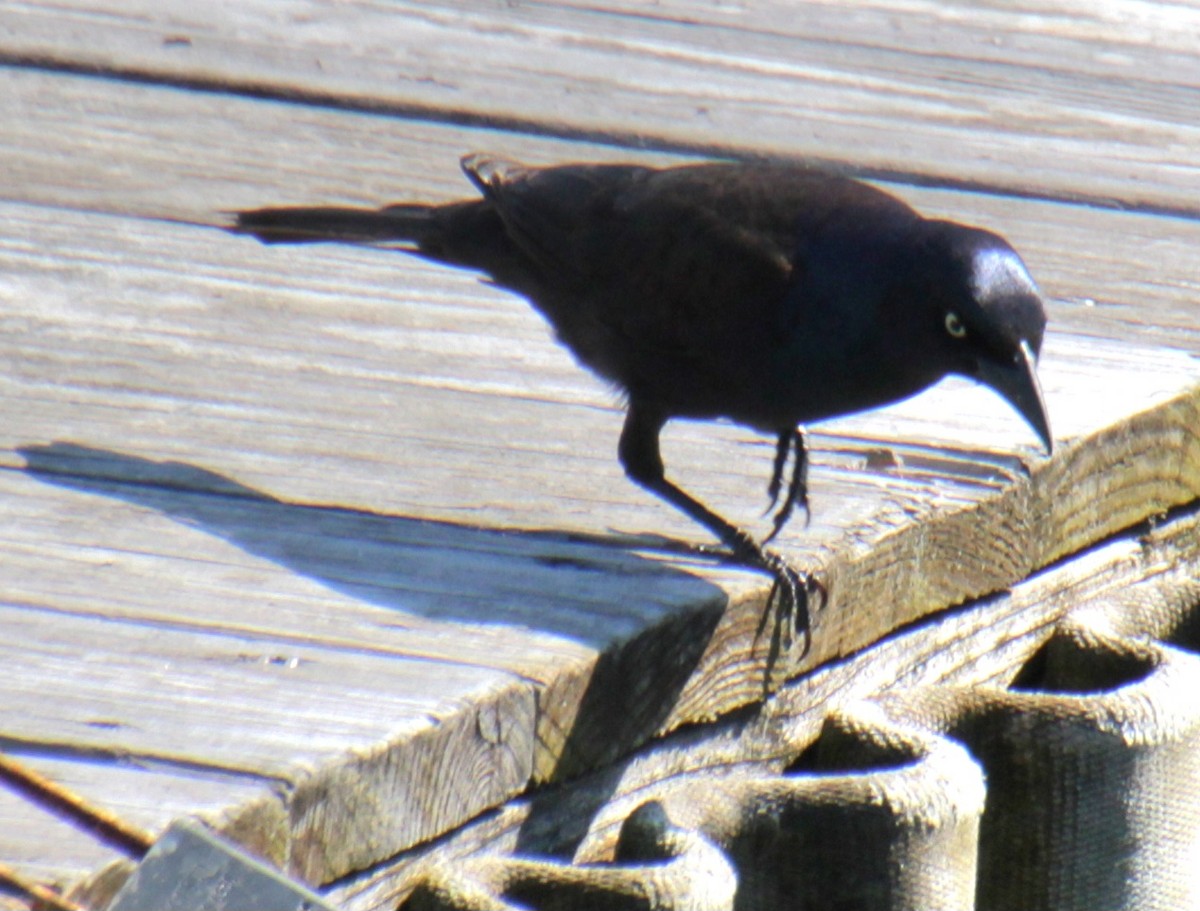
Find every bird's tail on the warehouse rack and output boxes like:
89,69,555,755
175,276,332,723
231,203,438,247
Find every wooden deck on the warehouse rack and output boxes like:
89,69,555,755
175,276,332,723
2,1,1199,907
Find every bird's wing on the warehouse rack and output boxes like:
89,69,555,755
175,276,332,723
461,154,660,283
601,187,798,358
462,156,806,359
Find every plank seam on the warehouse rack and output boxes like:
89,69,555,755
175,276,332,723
2,55,1198,222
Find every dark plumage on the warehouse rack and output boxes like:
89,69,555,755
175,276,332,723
234,154,1053,652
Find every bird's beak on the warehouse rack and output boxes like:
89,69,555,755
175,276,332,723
974,340,1053,454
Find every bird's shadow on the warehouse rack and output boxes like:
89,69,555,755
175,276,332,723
18,442,727,644
18,441,729,853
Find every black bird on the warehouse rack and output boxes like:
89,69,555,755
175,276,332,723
234,154,1053,650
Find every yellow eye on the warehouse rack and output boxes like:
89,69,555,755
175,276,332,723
945,311,967,339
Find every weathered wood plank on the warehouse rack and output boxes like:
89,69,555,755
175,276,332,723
4,189,1195,571
2,1,1200,211
332,504,1200,911
0,753,269,887
3,452,768,886
2,66,1197,358
2,63,1199,890
4,192,1199,888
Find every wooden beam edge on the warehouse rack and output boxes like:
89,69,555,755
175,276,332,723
325,504,1200,910
656,378,1200,722
119,379,1198,888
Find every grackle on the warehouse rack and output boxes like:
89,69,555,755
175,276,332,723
234,155,1053,651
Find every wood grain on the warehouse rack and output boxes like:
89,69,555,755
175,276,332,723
1,5,1198,900
2,1,1199,212
4,180,1199,886
331,506,1200,911
2,65,1197,359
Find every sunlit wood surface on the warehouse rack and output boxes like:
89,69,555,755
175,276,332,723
1,1,1197,901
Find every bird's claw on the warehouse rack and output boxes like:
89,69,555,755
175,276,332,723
762,552,823,657
729,540,823,660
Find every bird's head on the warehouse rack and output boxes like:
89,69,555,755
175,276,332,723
909,220,1053,453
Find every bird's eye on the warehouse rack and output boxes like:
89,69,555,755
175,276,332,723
944,311,967,339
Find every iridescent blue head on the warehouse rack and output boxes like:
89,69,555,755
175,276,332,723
916,220,1052,452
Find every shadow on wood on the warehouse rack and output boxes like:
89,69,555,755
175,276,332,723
16,441,735,869
17,441,728,647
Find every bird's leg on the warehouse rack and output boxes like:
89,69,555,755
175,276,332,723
763,428,809,544
765,431,790,510
619,406,817,653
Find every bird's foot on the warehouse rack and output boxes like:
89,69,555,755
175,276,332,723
756,550,823,659
721,532,822,658
763,429,810,544
675,535,823,658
